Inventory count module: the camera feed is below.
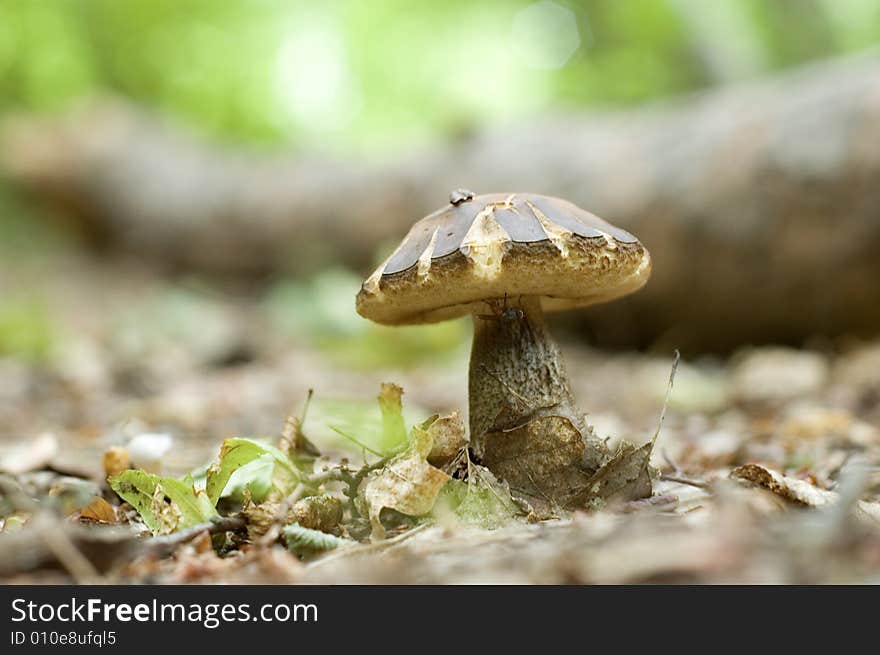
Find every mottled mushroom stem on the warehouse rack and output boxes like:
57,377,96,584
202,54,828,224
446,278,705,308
468,296,584,457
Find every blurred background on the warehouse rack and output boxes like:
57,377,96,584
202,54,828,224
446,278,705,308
2,0,880,472
3,0,879,148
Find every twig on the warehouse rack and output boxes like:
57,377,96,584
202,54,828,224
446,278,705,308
659,446,710,490
659,473,710,490
343,458,389,519
307,466,355,487
256,485,310,548
651,349,680,446
1,475,103,583
147,515,247,556
37,518,103,584
661,448,680,473
622,494,679,513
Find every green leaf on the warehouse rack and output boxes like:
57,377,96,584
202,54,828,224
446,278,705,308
222,453,276,503
109,470,215,535
326,383,413,457
436,464,519,530
282,523,353,557
378,383,408,454
206,437,300,506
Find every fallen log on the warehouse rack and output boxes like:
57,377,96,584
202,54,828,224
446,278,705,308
4,51,880,351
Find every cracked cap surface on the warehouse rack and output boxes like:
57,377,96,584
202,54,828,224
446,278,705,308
356,192,652,325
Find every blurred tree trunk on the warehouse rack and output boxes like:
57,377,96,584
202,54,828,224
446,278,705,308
4,51,880,351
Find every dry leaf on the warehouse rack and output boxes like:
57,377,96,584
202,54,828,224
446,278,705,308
478,415,656,517
103,447,131,479
730,464,836,507
292,495,343,533
280,413,320,459
242,498,284,541
730,463,880,526
359,420,450,539
580,440,656,507
479,415,591,518
79,497,119,524
427,411,467,466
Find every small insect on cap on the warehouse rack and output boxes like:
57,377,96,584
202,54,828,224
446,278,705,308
356,190,652,325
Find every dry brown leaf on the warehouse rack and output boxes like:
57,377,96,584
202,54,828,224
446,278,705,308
79,497,119,524
730,463,880,526
359,420,450,540
102,447,131,479
279,394,321,459
730,464,836,507
427,411,467,466
292,495,343,533
242,498,284,541
479,416,657,517
479,415,591,518
581,440,656,507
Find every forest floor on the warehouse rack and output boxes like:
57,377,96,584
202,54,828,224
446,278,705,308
2,248,880,584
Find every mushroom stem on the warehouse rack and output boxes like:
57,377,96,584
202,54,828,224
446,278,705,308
467,296,582,457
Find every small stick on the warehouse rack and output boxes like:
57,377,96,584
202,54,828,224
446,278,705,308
256,484,313,548
147,515,246,556
651,352,711,491
0,477,103,583
661,447,680,473
651,349,680,446
659,473,710,489
38,519,103,584
659,447,710,490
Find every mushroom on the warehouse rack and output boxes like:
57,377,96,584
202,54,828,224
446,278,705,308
356,191,651,511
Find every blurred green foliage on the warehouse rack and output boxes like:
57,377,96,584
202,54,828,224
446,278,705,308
305,396,429,459
0,299,54,361
0,183,70,252
0,182,60,361
1,0,878,152
265,269,468,368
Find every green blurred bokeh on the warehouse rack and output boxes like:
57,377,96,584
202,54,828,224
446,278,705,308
2,0,879,152
265,269,468,368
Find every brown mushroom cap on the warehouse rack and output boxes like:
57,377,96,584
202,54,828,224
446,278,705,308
357,192,651,325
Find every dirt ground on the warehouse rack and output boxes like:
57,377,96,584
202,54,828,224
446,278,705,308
2,250,879,584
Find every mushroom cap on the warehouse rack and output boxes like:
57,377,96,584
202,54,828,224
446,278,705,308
357,192,651,325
